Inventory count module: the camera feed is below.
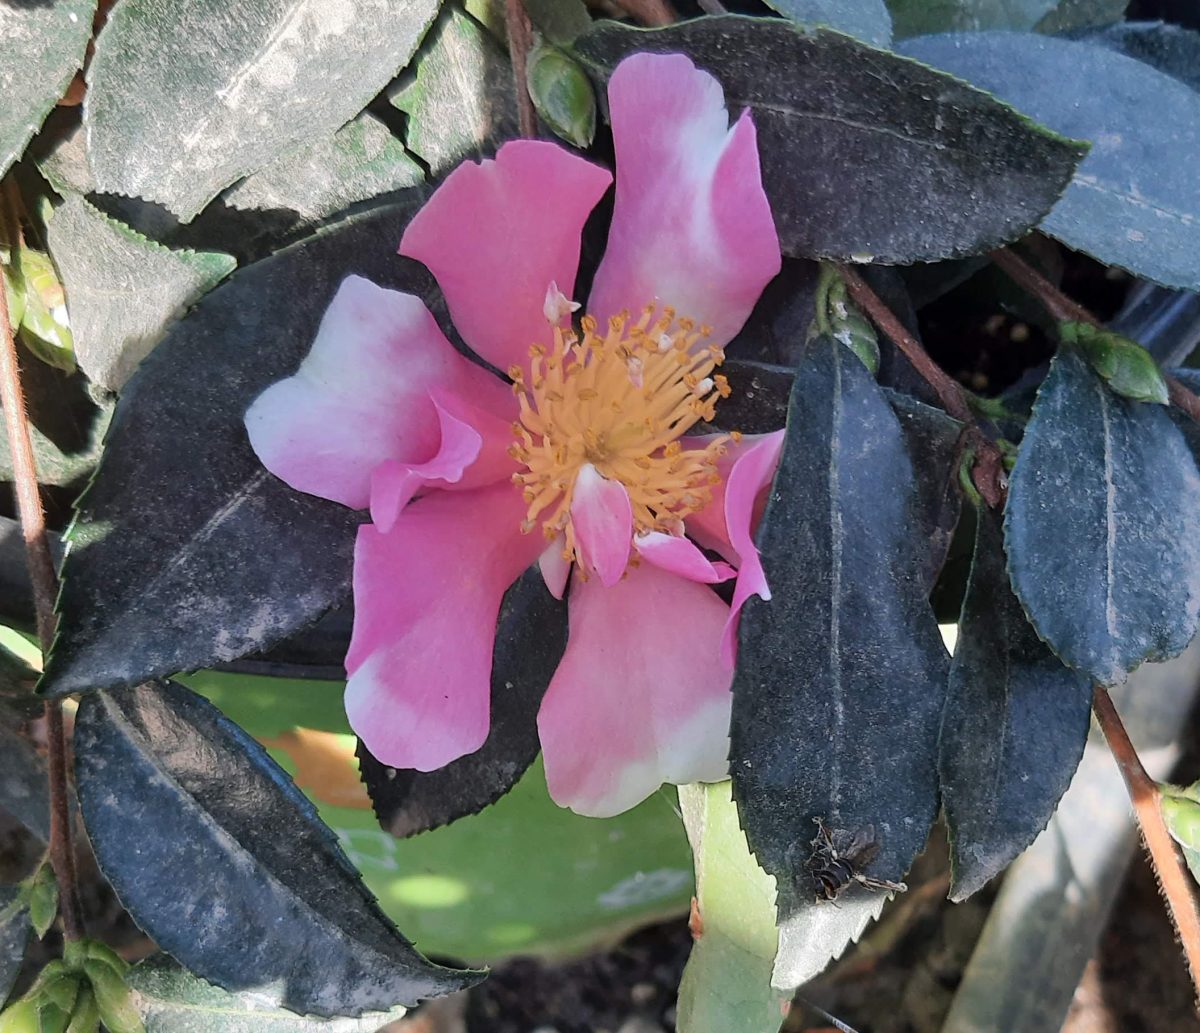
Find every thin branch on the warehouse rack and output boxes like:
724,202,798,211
1092,684,1200,997
835,263,1007,507
988,247,1100,327
696,0,728,13
504,0,537,139
989,246,1200,424
0,188,84,941
610,0,677,26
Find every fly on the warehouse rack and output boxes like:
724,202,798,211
808,818,907,902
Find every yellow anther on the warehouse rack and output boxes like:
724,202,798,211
511,305,730,568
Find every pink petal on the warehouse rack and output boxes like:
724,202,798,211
570,463,633,588
720,430,786,667
538,563,733,817
539,536,572,600
345,482,544,771
245,275,508,510
634,531,734,584
399,140,612,374
368,394,517,533
588,54,780,348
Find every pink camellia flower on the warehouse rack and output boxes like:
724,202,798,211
245,52,785,818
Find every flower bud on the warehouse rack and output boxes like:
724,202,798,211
1060,320,1168,405
526,44,596,149
64,987,100,1033
82,960,144,1033
0,998,40,1033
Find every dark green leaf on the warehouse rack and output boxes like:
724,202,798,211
888,0,1124,38
713,359,795,433
898,32,1200,291
762,0,892,46
0,713,49,843
73,680,479,1016
524,0,592,43
391,7,518,174
889,391,963,592
357,566,566,838
84,0,439,220
573,16,1085,264
758,0,892,44
715,360,961,591
730,335,949,987
941,505,1092,901
0,886,29,1009
1078,20,1200,92
728,258,822,368
47,196,236,393
0,351,110,493
127,955,407,1032
39,197,445,699
1005,348,1200,685
223,114,424,223
0,1,96,178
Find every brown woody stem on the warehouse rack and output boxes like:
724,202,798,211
834,263,1007,507
1092,684,1200,998
989,246,1200,424
0,186,84,940
504,0,537,139
612,0,677,25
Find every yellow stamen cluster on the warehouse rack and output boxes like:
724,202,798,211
508,304,733,566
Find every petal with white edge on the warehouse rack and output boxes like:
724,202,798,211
588,53,780,349
538,563,732,817
245,275,508,510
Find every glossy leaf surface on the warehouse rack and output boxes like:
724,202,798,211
900,32,1200,290
573,16,1085,263
676,781,786,1033
941,505,1092,900
41,198,441,699
391,7,518,174
730,336,949,987
1005,348,1200,684
74,680,479,1016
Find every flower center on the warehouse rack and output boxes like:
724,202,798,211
508,305,734,565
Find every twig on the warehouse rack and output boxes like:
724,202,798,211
989,246,1200,424
696,0,728,13
1092,684,1200,997
988,247,1099,327
504,0,537,139
611,0,677,26
0,187,84,941
834,263,1007,507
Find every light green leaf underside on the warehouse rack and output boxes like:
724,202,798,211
224,112,423,220
676,782,787,1033
391,6,517,174
84,0,441,220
